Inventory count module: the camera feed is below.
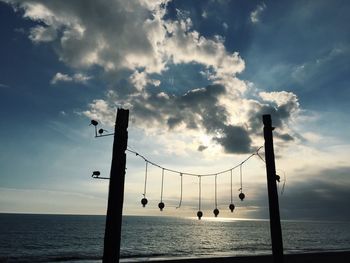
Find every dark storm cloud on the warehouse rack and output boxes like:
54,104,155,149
167,116,183,129
248,104,292,133
280,180,350,221
275,132,294,142
133,84,228,130
93,81,300,154
214,125,252,153
197,145,208,152
246,92,299,143
125,84,254,153
248,166,350,221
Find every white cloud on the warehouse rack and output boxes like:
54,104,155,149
250,3,266,24
51,72,92,85
7,0,300,153
8,0,244,86
29,25,57,42
202,10,208,19
83,99,116,126
129,70,161,92
259,91,299,109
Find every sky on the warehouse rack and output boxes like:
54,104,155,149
0,0,349,221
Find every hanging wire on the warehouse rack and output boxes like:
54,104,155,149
281,176,286,195
143,161,148,197
256,151,266,163
238,164,246,201
126,146,263,178
198,176,202,211
90,122,264,179
92,146,265,187
230,169,233,204
215,174,218,209
160,168,164,202
176,173,183,209
239,164,243,193
276,169,287,195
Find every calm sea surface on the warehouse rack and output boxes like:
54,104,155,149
0,214,349,262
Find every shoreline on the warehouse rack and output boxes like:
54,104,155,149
130,251,350,263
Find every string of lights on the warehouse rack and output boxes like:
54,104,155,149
89,119,279,219
141,162,148,207
126,145,264,219
89,119,263,178
176,173,183,209
125,146,263,177
158,169,165,211
197,176,203,220
213,174,219,217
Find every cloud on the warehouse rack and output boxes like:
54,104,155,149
6,0,301,153
51,72,92,85
244,165,350,221
250,3,266,24
129,70,161,92
292,45,349,84
84,83,299,153
6,0,245,82
247,91,300,136
197,145,208,152
29,25,57,42
5,0,165,72
279,166,350,221
214,125,252,153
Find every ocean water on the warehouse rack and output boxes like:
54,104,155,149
0,214,349,262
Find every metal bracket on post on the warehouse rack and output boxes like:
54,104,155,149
103,108,129,263
263,114,284,263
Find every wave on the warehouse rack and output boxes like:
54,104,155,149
0,254,101,263
0,252,169,263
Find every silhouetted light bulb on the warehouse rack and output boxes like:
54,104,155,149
239,192,245,201
197,211,203,220
141,198,148,207
158,202,165,211
229,203,235,212
213,208,219,217
90,120,98,126
276,174,281,182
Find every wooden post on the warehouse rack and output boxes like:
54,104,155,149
263,114,284,263
103,108,129,263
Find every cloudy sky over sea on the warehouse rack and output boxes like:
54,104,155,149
0,0,349,221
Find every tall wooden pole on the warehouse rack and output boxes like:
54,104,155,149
263,114,284,263
103,108,129,263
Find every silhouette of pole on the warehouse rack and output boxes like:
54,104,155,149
103,108,129,263
263,114,284,263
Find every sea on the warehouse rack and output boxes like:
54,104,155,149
0,214,349,262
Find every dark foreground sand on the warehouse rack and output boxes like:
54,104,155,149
149,251,350,263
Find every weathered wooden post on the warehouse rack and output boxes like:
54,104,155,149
103,108,129,263
263,114,284,263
